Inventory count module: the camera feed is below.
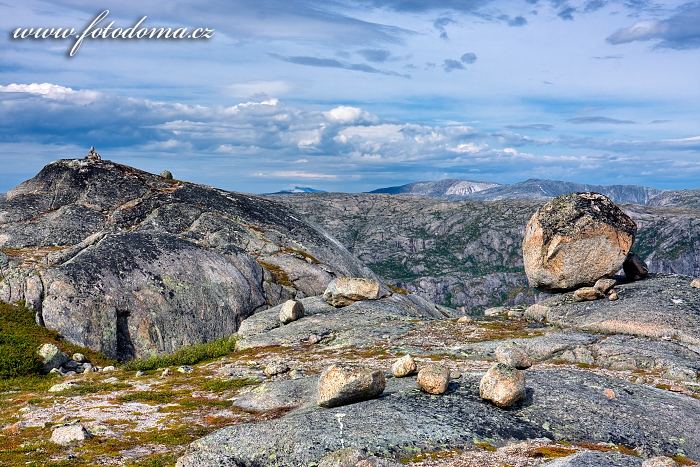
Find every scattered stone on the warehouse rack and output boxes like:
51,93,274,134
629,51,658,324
391,355,417,378
484,306,506,317
51,424,91,445
594,278,617,294
608,291,619,301
623,253,649,281
37,343,69,373
573,287,603,302
279,299,305,324
524,303,550,322
479,363,525,408
690,278,700,289
603,388,616,399
71,353,87,363
495,344,532,369
49,382,78,393
177,365,194,374
161,368,171,378
317,364,386,408
101,365,115,372
522,192,636,290
323,277,388,307
642,456,678,467
160,170,174,180
135,370,144,377
264,363,290,377
457,315,474,323
416,365,450,395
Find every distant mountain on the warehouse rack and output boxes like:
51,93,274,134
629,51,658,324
470,179,664,205
268,186,326,195
368,179,500,197
369,178,664,205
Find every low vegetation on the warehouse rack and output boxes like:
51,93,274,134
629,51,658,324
123,336,238,371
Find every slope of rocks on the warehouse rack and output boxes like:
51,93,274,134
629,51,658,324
0,159,373,359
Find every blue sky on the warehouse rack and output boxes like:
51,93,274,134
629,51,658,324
1,0,699,193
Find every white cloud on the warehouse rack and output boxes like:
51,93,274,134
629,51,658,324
0,83,101,104
227,80,294,97
324,106,376,124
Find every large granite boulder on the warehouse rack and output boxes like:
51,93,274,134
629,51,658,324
0,158,371,359
523,192,637,290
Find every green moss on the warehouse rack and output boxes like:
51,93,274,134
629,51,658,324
473,440,497,452
123,336,237,371
280,246,320,264
61,382,131,396
257,260,293,287
201,377,259,392
387,284,409,295
117,390,179,404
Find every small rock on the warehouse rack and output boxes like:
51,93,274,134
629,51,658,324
317,364,386,408
177,365,194,374
479,363,525,408
484,306,505,317
691,278,700,289
322,277,388,307
507,308,524,319
161,368,171,378
307,334,322,345
37,343,69,373
49,368,61,375
103,376,119,384
63,360,80,371
50,424,91,445
573,287,603,302
160,170,174,180
594,278,617,294
416,365,450,395
391,354,417,378
524,303,549,322
608,291,619,301
264,363,290,377
101,365,115,372
71,353,87,363
623,252,648,281
603,388,616,399
49,382,78,393
457,316,473,324
495,344,532,369
642,456,678,467
279,299,304,324
135,370,144,377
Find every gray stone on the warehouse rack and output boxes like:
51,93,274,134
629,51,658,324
48,381,78,392
50,424,91,445
71,353,87,363
160,170,174,180
495,344,532,369
323,277,389,307
279,299,304,324
37,344,69,373
543,451,642,466
317,364,386,408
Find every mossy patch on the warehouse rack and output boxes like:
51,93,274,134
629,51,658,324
201,377,259,392
123,336,237,371
257,260,293,287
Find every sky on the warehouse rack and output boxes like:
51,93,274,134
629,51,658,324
0,0,699,193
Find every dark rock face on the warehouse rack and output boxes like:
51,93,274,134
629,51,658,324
177,369,700,466
0,159,371,359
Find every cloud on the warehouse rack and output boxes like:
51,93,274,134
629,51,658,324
592,55,623,60
0,83,100,104
433,17,457,39
567,116,636,124
253,170,338,180
607,2,700,49
506,123,555,130
227,81,293,98
498,14,528,26
442,59,465,72
269,54,410,78
558,6,576,20
324,106,377,124
357,48,393,62
460,52,478,64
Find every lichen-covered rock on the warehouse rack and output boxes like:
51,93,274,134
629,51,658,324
495,344,532,369
279,299,304,324
543,451,642,466
37,343,69,373
416,364,450,394
317,364,386,408
480,363,525,408
391,354,417,378
0,159,371,359
50,424,91,445
641,456,679,467
523,193,636,290
323,277,388,307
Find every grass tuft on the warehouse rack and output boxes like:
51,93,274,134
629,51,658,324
123,336,237,371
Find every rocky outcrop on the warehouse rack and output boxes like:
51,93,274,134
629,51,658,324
523,193,637,290
0,159,370,359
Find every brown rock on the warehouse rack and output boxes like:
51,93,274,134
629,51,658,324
522,192,636,290
623,253,648,281
608,290,619,301
690,278,700,289
391,354,417,378
317,364,386,408
323,277,388,307
479,363,525,408
594,278,617,294
642,456,678,467
416,365,450,395
573,287,603,302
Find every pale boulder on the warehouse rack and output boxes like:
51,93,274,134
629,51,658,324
51,424,91,445
573,287,603,302
323,277,388,307
522,193,636,290
317,364,386,408
480,363,525,408
495,344,532,369
594,278,617,294
391,354,417,377
37,343,68,373
690,278,700,289
416,365,450,395
279,299,304,324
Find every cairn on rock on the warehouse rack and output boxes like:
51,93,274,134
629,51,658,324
85,146,101,161
317,364,386,408
523,192,636,290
